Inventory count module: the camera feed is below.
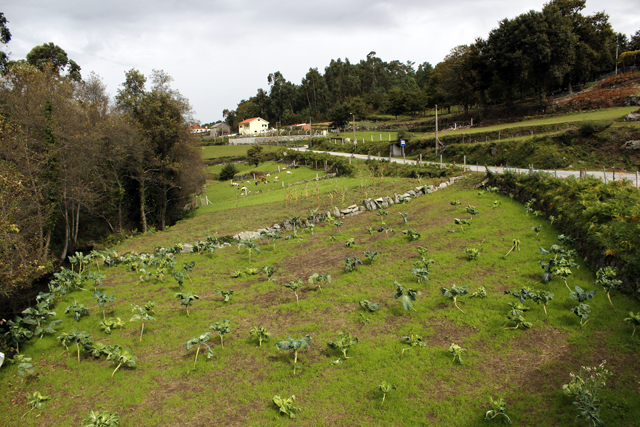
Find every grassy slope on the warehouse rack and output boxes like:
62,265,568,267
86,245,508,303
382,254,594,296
3,165,640,426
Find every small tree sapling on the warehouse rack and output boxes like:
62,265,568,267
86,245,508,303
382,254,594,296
454,218,471,233
22,391,51,419
105,345,137,377
327,331,359,359
174,292,199,317
276,335,311,375
465,248,480,260
249,326,272,347
308,273,331,292
595,266,622,313
284,278,303,307
393,281,421,311
399,212,409,223
363,250,381,264
185,332,213,369
624,312,640,337
345,238,356,247
484,396,512,424
440,285,468,314
504,239,520,258
93,291,115,319
448,343,467,365
210,319,231,348
65,301,90,322
465,205,479,216
379,381,396,405
130,305,155,341
261,265,276,282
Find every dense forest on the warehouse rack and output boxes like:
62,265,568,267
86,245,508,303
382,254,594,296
0,16,205,311
222,0,640,129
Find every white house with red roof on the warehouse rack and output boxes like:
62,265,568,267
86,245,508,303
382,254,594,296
188,125,208,134
238,117,269,135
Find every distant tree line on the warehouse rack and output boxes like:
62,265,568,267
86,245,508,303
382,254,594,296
222,0,640,128
0,14,205,298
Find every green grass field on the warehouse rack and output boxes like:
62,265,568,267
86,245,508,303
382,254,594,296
3,161,639,426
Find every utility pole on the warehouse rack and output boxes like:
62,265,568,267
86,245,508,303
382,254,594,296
435,105,439,156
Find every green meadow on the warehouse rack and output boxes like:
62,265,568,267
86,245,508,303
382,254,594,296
3,156,640,426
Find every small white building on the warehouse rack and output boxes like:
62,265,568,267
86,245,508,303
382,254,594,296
188,125,209,134
238,117,269,135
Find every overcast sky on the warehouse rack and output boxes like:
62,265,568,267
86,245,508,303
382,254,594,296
2,1,638,123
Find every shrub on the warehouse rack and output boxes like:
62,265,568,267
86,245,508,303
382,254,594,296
218,164,238,181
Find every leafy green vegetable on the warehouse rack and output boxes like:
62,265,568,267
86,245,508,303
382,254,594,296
276,335,311,375
273,395,301,418
393,281,421,311
327,331,359,359
249,326,271,347
440,285,468,314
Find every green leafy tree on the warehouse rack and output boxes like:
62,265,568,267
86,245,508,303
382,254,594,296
82,410,120,427
174,292,199,317
379,381,397,405
273,395,301,418
327,331,359,359
210,319,231,348
484,397,512,424
448,343,467,365
440,285,468,314
219,164,238,181
275,335,311,375
249,326,272,347
284,278,303,307
185,332,213,369
22,391,51,420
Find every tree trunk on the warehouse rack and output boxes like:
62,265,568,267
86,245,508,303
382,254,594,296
139,180,147,233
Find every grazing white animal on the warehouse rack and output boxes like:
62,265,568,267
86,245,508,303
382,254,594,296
266,173,271,177
274,176,279,181
240,186,248,195
230,182,239,187
286,171,292,174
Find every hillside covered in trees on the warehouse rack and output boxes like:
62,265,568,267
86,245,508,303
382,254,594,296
222,0,640,129
0,22,205,312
